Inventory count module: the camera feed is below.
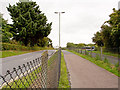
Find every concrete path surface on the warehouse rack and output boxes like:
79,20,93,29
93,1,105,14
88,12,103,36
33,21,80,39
63,50,118,88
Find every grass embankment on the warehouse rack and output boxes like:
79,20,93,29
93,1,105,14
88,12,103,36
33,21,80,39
0,47,54,58
67,50,120,77
58,52,70,88
0,50,32,58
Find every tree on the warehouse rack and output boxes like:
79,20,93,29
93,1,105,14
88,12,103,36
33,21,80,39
7,1,52,46
0,13,13,42
37,37,53,47
77,43,86,47
106,8,120,48
101,24,113,48
92,31,104,47
67,42,76,48
92,8,120,48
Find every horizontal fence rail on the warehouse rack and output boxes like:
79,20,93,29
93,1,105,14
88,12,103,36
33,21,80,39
0,49,61,89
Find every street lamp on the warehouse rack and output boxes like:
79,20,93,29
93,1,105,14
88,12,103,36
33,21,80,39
54,12,65,48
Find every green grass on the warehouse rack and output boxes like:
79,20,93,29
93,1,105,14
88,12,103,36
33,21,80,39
58,52,70,88
2,66,42,88
0,50,32,58
67,50,120,77
0,47,54,58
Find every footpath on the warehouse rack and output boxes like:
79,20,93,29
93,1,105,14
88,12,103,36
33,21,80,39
62,50,118,88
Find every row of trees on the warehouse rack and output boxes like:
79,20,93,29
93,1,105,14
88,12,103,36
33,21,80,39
67,42,95,48
92,8,120,48
0,0,53,47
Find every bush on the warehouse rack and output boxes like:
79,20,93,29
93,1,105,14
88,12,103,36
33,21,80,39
1,43,27,50
0,43,53,51
0,43,43,51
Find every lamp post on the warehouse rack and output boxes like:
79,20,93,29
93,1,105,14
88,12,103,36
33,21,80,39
54,12,65,48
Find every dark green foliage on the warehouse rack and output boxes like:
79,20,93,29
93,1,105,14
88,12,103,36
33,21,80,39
92,8,120,48
1,43,30,50
92,31,104,47
7,1,52,46
0,13,13,42
37,37,53,47
67,42,76,48
66,42,94,48
1,43,43,50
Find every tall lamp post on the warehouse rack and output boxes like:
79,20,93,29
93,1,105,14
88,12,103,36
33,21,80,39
54,12,65,48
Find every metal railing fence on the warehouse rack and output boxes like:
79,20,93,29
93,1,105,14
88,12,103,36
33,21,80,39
0,48,61,89
68,47,119,65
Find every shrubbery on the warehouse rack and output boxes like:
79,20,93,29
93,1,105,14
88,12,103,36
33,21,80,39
0,43,53,51
0,43,42,51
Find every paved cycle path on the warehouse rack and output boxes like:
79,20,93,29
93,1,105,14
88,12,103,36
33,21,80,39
63,50,118,88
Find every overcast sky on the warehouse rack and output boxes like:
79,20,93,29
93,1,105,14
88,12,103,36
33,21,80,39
0,0,119,47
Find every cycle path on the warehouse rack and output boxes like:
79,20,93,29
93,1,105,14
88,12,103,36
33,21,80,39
62,50,118,88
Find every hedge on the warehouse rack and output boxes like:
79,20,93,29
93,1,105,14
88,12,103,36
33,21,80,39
0,43,41,51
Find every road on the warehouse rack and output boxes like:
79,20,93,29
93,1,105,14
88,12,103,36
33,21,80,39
63,50,118,88
0,50,55,76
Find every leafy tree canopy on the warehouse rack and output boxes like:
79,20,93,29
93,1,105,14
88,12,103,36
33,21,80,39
0,13,13,42
7,1,52,46
92,8,120,48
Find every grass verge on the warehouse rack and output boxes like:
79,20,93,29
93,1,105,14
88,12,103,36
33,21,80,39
58,52,70,88
0,47,54,58
67,50,120,77
0,50,33,58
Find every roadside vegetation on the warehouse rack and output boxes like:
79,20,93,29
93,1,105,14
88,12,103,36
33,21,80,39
58,52,70,88
0,50,31,58
67,50,120,77
0,0,54,58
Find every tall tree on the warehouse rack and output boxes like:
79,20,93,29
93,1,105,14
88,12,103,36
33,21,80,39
0,13,13,42
7,1,52,46
92,31,104,47
106,8,120,48
92,8,120,48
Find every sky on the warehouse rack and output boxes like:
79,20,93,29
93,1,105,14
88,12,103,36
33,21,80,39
0,0,119,47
